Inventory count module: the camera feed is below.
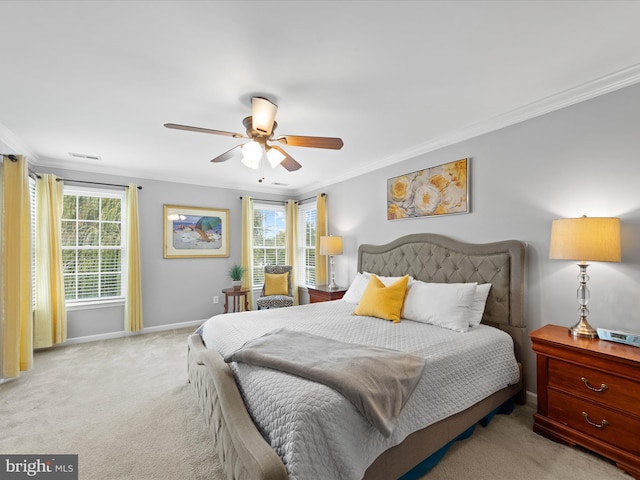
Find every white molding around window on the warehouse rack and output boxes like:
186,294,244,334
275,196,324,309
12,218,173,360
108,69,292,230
61,185,127,305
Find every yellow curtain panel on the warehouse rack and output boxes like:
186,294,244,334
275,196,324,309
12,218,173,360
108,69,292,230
125,183,143,332
1,155,33,379
285,199,299,305
241,196,254,310
315,193,327,285
34,174,67,348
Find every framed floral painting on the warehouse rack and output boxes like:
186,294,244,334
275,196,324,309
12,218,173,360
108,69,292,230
387,158,469,220
163,205,229,258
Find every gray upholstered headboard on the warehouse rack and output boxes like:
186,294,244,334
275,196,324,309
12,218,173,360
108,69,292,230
357,233,526,368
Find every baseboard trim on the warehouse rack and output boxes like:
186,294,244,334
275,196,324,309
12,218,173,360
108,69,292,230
62,319,206,345
525,390,537,409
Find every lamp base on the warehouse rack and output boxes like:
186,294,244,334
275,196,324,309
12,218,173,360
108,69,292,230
328,255,337,291
569,317,599,339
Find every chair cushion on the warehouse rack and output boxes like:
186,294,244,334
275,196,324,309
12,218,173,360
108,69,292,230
257,295,294,309
264,272,289,296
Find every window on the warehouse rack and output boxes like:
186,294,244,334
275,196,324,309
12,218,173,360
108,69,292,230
252,203,286,287
250,200,318,289
61,187,125,304
297,202,317,287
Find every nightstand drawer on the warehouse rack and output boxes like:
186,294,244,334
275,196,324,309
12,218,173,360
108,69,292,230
548,390,640,456
549,358,640,415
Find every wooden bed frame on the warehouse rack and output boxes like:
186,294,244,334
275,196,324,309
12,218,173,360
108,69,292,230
187,233,526,480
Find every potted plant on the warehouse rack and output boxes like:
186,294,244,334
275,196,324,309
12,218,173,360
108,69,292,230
228,264,245,290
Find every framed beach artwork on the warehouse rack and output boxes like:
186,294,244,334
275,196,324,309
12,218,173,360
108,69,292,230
163,205,229,258
387,158,469,220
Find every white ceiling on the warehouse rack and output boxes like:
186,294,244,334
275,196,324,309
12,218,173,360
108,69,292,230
2,1,640,195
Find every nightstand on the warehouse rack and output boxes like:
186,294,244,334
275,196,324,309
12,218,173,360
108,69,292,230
307,285,346,303
221,287,249,313
530,324,640,478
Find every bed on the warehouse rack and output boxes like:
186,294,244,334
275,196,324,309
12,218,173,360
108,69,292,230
187,233,526,479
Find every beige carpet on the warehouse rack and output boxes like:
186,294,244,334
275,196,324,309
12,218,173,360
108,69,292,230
0,327,630,480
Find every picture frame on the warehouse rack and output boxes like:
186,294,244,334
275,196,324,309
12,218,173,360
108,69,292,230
387,158,469,220
163,204,229,258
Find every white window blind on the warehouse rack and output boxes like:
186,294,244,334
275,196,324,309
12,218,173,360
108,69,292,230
29,177,36,306
61,186,126,304
297,201,317,287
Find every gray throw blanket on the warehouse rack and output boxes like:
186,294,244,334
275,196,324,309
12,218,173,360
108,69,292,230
224,328,426,437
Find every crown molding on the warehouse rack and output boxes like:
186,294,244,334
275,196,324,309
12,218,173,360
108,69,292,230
0,122,38,161
310,63,640,194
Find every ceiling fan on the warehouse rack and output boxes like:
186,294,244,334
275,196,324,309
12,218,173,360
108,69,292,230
164,96,344,172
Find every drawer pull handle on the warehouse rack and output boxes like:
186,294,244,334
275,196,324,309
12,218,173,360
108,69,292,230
581,377,608,392
582,412,609,429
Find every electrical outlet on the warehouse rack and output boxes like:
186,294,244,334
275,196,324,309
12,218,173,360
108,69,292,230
213,296,219,304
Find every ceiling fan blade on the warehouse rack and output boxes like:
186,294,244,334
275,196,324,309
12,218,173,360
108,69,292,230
211,145,243,163
164,123,245,138
270,145,302,171
251,97,278,136
277,135,344,150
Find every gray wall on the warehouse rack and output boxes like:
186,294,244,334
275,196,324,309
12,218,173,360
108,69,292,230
34,166,287,339
319,82,640,394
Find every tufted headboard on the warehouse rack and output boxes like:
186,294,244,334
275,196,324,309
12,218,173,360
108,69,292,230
357,233,526,371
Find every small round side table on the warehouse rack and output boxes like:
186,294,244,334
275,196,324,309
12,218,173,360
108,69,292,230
222,287,249,313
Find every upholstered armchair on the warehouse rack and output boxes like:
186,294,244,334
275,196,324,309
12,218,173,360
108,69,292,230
256,265,294,310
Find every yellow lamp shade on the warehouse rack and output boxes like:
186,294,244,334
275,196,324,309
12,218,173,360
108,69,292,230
549,216,620,263
320,235,343,256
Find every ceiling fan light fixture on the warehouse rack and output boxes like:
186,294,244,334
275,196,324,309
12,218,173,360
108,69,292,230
266,147,286,168
242,140,263,160
251,96,278,136
241,140,263,169
241,154,260,170
165,96,342,173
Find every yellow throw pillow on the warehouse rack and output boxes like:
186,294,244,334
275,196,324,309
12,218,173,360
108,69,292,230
264,272,289,296
353,274,409,323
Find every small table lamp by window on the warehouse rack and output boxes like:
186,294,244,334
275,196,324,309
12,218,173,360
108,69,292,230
320,235,343,291
549,216,621,338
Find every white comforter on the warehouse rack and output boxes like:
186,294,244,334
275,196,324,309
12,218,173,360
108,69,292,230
199,300,520,480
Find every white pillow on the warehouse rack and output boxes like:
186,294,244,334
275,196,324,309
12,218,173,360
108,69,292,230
363,271,414,286
469,283,492,327
342,272,370,304
343,272,415,304
401,281,477,332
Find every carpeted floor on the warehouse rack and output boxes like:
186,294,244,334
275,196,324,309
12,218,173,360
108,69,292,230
0,327,631,479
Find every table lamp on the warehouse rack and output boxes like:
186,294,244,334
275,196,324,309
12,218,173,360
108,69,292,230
549,215,621,338
320,235,343,291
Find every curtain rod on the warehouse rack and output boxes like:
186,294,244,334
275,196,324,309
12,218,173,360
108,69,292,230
3,153,42,179
240,192,325,204
240,196,284,205
55,178,142,190
297,194,324,204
